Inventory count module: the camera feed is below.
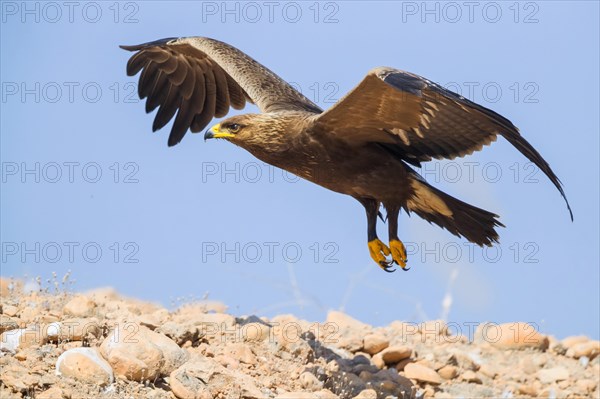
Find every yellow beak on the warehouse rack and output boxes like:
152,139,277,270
204,123,235,140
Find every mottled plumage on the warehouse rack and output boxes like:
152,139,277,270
121,36,572,271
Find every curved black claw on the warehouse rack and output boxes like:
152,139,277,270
379,261,396,273
392,259,410,271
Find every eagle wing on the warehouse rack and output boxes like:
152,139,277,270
121,37,321,146
315,67,573,220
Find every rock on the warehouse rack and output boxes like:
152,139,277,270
478,364,498,379
380,345,412,364
225,342,256,364
100,323,188,381
56,318,102,342
326,310,371,352
63,295,96,317
460,370,482,384
537,366,570,384
170,355,263,399
518,384,538,397
354,389,378,399
438,365,458,380
0,363,40,393
394,358,413,371
37,387,66,399
566,340,600,359
138,308,169,330
0,326,45,353
55,347,113,386
300,371,323,391
419,320,449,338
170,365,212,399
363,334,389,355
3,305,18,317
240,321,271,342
575,379,597,393
0,278,12,297
474,322,548,350
561,335,589,348
404,363,442,385
519,356,537,374
371,353,385,369
0,315,20,334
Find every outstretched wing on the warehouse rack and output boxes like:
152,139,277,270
315,67,573,220
121,37,321,146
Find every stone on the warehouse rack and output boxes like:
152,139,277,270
225,342,256,364
1,363,40,393
460,370,482,384
300,371,323,391
0,278,12,297
363,334,389,355
326,310,371,352
37,387,66,399
100,323,188,381
575,379,597,393
437,365,458,380
354,389,377,399
478,363,498,379
3,305,18,317
0,326,45,353
55,347,114,386
56,318,102,342
474,322,548,350
63,295,96,317
537,366,570,384
403,363,442,385
170,355,263,399
371,353,385,369
380,345,412,364
394,358,413,372
518,385,538,397
566,340,600,359
0,315,20,334
419,320,449,338
561,335,589,348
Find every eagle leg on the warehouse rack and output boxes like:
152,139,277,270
386,205,409,270
357,197,395,272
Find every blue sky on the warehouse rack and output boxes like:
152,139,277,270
1,1,598,339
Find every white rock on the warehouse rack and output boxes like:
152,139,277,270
56,347,114,386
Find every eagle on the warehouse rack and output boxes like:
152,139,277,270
121,37,572,272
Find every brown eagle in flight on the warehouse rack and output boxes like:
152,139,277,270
121,37,572,272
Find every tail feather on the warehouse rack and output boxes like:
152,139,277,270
406,179,504,246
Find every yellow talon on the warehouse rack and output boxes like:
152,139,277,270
390,239,408,270
368,239,393,272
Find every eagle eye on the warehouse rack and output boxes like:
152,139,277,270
227,123,241,133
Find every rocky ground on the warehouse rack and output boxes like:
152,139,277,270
0,278,598,399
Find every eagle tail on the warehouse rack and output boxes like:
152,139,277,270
406,180,504,246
